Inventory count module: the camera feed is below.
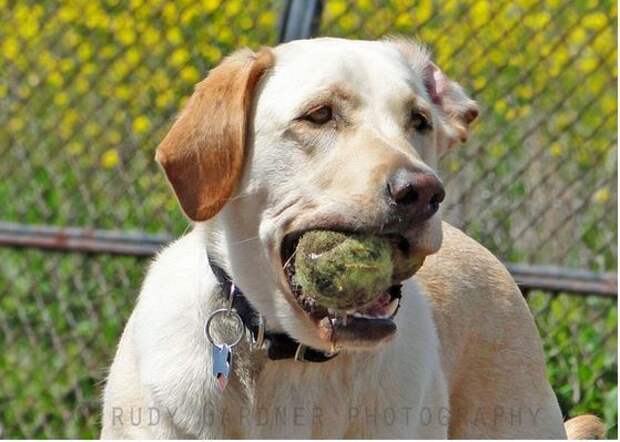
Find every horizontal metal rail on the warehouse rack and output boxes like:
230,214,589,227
0,221,616,297
0,221,172,256
506,263,616,298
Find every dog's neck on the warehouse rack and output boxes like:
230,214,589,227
200,221,339,363
201,221,233,277
200,218,288,334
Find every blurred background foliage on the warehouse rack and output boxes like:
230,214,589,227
0,0,616,438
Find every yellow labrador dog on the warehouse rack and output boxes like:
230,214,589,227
101,38,603,438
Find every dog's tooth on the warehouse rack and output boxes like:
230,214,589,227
385,298,399,317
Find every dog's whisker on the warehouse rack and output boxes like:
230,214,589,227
283,248,297,269
181,222,193,236
223,190,261,202
229,235,260,246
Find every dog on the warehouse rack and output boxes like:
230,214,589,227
101,37,604,438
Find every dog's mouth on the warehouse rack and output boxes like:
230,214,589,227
280,230,416,347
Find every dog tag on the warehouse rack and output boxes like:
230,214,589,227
212,343,232,392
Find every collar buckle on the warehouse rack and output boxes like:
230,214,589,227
294,343,338,363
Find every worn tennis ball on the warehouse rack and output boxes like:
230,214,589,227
389,240,427,282
293,231,393,310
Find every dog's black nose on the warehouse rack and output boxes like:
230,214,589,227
387,168,445,220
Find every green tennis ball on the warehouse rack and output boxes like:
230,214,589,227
293,231,393,310
390,240,427,282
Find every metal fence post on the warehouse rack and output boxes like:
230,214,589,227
278,0,324,43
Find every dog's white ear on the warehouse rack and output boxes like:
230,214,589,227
156,48,274,221
387,39,479,153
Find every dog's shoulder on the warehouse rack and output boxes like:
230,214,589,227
417,221,527,316
124,227,229,436
132,226,216,358
416,222,565,438
416,221,540,363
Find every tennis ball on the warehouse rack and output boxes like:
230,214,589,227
390,241,426,282
293,231,393,310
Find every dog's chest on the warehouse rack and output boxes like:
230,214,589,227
228,358,359,438
216,352,409,438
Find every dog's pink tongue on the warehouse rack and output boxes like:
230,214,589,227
360,292,392,316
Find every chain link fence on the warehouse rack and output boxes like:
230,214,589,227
0,0,617,438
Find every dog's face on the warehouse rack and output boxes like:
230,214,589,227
156,38,477,352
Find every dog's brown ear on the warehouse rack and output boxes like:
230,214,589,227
387,38,479,153
155,48,274,221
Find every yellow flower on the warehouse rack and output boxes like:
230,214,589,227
114,85,131,101
395,14,413,29
583,12,607,30
180,66,200,83
118,28,136,46
201,46,222,63
578,55,598,74
550,143,563,157
524,12,550,30
75,76,89,93
327,0,347,16
258,11,276,27
101,149,120,168
156,91,174,108
48,72,64,87
225,1,241,15
2,37,19,60
143,28,160,47
415,0,433,23
239,16,253,30
470,1,490,27
77,42,93,61
166,28,183,45
338,13,359,31
85,122,100,137
203,0,220,13
54,92,68,106
593,188,610,204
170,48,190,67
601,95,616,114
569,28,587,45
473,76,487,90
162,3,177,23
133,116,150,134
494,99,507,114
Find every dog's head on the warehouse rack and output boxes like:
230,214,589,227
156,38,478,352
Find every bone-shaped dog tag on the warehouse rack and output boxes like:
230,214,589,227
212,343,232,392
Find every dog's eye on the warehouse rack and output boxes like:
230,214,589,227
304,105,333,125
411,111,432,132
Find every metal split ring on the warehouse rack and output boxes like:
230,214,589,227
205,308,245,348
250,315,265,351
